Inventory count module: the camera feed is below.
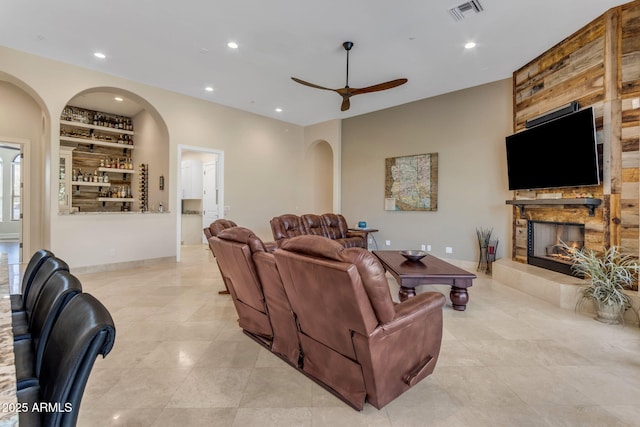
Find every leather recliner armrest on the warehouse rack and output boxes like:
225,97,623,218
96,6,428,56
347,230,366,238
264,241,278,252
387,292,446,329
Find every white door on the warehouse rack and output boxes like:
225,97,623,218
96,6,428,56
202,160,218,243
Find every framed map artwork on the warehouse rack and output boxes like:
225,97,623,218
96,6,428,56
384,153,438,211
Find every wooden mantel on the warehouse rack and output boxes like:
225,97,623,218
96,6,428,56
506,198,602,218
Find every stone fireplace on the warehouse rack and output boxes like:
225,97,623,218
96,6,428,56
527,220,585,276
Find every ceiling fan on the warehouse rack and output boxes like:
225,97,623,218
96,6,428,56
291,41,408,111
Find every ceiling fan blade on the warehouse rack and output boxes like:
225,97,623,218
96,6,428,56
351,78,408,95
341,96,351,111
293,43,407,112
291,77,336,92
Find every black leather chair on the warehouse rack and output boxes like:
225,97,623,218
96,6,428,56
11,249,54,313
14,270,83,387
12,257,70,339
17,293,116,427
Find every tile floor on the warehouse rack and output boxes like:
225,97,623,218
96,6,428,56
66,245,640,426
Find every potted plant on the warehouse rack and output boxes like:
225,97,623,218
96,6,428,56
565,244,638,324
476,227,493,273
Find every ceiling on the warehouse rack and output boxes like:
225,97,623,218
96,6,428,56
0,0,625,126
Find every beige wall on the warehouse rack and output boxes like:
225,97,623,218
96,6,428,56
0,80,44,256
342,79,514,262
132,109,170,211
0,46,305,268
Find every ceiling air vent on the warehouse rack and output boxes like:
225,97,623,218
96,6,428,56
449,0,484,21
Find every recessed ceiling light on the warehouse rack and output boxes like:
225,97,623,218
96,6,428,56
275,108,283,113
227,42,239,49
114,97,123,102
93,52,106,59
465,42,477,49
205,86,214,92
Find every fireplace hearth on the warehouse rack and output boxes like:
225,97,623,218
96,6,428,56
527,220,585,277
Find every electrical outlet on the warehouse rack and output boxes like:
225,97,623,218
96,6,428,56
427,245,432,252
445,247,453,254
633,98,640,109
385,240,391,246
421,244,426,251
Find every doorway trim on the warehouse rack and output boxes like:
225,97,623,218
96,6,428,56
0,137,30,264
176,145,224,262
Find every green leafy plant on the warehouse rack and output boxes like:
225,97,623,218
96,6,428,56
564,244,638,324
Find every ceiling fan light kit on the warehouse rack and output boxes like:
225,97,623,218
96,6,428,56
291,41,408,111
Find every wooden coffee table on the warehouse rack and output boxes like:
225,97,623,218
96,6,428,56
373,250,477,311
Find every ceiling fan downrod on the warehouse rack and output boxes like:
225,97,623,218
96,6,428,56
343,41,353,88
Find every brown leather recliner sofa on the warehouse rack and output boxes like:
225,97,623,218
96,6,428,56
274,235,446,410
207,226,300,365
209,225,445,410
270,213,366,248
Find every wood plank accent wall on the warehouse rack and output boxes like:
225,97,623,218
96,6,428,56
511,0,640,262
621,1,640,254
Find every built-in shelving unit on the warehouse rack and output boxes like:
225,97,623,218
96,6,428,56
73,182,109,190
506,198,602,217
60,135,134,150
60,105,136,212
98,198,135,202
60,120,134,135
98,167,134,174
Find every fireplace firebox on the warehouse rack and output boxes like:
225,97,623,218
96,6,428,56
527,220,585,277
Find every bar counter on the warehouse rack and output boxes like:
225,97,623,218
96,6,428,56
0,254,18,426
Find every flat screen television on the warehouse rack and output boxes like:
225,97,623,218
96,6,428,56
505,107,600,191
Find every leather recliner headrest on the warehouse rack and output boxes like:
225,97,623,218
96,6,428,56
279,235,344,260
209,219,237,237
280,235,395,323
217,226,266,253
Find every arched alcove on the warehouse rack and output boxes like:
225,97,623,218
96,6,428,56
304,139,333,213
63,87,170,213
51,86,176,269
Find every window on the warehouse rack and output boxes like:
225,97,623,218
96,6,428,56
11,154,20,221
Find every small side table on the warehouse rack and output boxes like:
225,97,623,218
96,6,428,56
349,228,379,250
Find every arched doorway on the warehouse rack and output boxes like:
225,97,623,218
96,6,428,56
0,76,47,265
304,140,333,213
